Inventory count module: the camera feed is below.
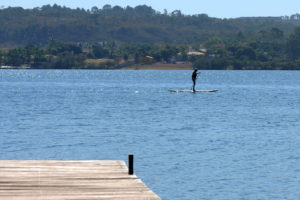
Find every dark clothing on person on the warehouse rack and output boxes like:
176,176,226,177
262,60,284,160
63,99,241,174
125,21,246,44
192,69,199,92
192,71,198,81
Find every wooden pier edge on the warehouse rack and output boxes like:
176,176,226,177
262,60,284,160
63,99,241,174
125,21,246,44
0,159,161,200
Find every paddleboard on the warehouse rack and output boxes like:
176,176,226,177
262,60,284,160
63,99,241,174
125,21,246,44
169,89,218,92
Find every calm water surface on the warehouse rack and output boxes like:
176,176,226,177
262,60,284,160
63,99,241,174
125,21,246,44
1,70,300,200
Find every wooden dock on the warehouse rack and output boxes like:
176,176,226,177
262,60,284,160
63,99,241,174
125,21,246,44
0,160,161,200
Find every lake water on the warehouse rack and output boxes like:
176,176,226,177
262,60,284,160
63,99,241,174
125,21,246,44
1,70,300,200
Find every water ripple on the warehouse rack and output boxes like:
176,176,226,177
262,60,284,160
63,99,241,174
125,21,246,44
1,70,300,200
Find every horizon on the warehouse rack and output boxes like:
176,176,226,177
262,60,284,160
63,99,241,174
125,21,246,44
0,0,299,19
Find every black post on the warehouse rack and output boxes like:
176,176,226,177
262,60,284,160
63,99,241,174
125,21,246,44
128,154,134,175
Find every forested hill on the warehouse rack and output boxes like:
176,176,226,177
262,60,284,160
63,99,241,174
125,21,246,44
0,4,300,46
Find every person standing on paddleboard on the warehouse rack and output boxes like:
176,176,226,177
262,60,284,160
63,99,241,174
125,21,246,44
192,69,200,92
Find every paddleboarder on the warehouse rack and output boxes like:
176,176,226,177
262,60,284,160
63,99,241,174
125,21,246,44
192,69,200,92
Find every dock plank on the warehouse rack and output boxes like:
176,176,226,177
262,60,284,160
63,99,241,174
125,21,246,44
0,161,161,200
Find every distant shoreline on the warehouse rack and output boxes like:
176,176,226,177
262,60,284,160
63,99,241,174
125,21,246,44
121,63,193,70
0,65,30,69
0,62,194,70
1,64,298,70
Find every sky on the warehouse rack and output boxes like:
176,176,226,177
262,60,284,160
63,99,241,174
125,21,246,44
0,0,299,18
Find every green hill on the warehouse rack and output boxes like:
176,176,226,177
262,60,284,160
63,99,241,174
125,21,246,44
0,4,299,46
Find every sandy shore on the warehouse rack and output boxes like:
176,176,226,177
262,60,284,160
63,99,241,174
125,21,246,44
122,62,193,70
0,65,30,69
0,62,193,70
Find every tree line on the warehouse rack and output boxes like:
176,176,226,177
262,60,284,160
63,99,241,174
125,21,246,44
0,4,299,46
0,4,300,69
1,25,300,70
